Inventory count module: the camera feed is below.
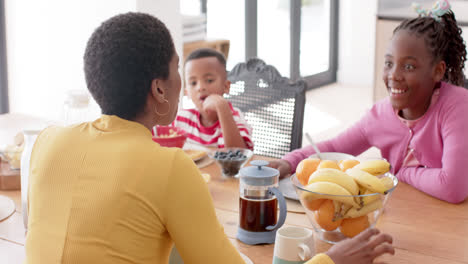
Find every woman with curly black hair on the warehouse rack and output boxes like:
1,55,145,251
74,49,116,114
24,12,247,263
24,12,393,264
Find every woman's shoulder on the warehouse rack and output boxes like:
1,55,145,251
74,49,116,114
145,142,192,165
36,123,89,144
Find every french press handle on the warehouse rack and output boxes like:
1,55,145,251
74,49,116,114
265,187,287,231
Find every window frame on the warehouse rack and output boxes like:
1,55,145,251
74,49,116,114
245,0,339,90
0,0,8,113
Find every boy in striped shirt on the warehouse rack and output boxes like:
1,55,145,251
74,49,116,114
173,48,253,150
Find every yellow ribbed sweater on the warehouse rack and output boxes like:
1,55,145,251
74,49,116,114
24,115,334,264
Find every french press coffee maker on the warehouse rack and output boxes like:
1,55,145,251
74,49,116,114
237,160,287,245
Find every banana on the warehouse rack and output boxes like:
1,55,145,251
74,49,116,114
380,177,394,191
301,181,360,207
333,201,353,221
344,199,383,218
346,167,388,194
308,168,360,195
353,159,390,176
361,189,380,206
358,185,367,195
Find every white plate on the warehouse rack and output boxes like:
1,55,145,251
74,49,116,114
240,252,254,264
193,153,207,162
194,155,214,169
183,149,208,162
309,152,356,160
183,143,210,162
279,176,299,201
183,142,210,152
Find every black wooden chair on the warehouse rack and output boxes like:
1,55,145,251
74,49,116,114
226,58,307,158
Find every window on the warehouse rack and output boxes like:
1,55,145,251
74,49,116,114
180,0,339,89
252,0,339,88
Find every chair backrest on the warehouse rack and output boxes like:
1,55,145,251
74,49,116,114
227,58,306,158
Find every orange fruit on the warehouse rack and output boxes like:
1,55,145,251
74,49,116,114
296,158,321,186
340,215,370,238
302,198,325,211
339,159,360,172
314,200,342,231
317,160,340,170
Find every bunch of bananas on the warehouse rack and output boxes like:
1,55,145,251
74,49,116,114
299,159,394,237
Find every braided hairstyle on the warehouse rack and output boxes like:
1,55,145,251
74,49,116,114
394,10,466,86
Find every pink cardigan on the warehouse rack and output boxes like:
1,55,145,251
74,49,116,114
284,82,468,203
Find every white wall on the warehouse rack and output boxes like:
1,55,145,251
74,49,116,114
136,0,182,60
337,0,377,87
5,0,182,121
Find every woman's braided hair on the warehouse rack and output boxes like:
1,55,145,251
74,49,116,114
394,10,466,86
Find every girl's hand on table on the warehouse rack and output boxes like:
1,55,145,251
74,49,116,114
326,228,394,264
268,159,291,179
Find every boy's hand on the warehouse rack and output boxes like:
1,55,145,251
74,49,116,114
268,159,292,179
326,228,394,264
202,94,227,115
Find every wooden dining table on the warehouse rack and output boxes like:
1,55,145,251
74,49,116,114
1,154,468,263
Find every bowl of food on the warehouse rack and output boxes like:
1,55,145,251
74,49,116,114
291,157,398,244
152,126,187,148
210,148,253,177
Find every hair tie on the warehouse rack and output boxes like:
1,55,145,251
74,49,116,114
412,0,451,21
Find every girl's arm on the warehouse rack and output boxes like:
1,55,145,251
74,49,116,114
397,100,468,203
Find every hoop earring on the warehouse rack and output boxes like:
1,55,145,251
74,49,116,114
155,99,170,116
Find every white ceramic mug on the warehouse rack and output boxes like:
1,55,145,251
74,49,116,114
272,226,315,264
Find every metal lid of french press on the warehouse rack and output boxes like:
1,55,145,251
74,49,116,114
239,160,279,186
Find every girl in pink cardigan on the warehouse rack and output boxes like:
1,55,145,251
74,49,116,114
271,9,468,204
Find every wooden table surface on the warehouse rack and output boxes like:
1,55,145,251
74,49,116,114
1,155,468,263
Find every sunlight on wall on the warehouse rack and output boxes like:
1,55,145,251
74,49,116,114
5,0,135,121
5,0,183,121
302,103,340,137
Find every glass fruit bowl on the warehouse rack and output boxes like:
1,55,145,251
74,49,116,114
291,170,398,244
209,148,253,177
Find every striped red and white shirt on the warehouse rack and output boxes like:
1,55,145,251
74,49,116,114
173,103,254,150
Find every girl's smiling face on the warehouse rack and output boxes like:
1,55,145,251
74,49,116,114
383,30,445,120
